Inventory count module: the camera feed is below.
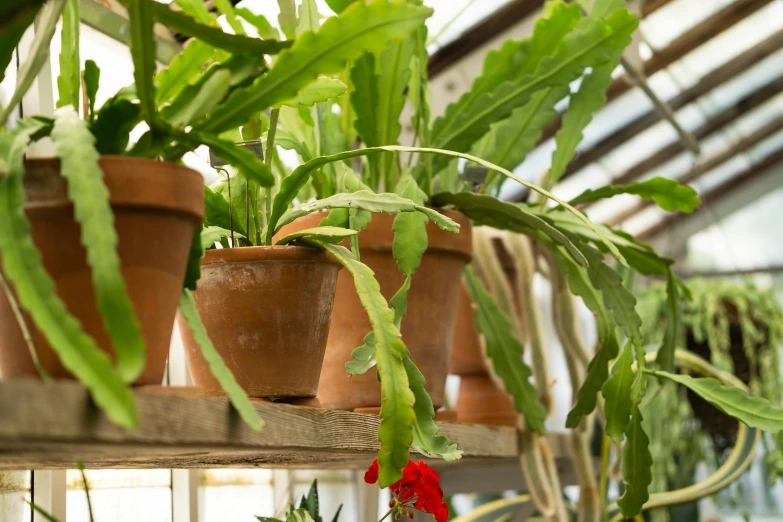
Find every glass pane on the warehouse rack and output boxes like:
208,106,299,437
66,469,172,522
198,469,274,522
0,471,31,522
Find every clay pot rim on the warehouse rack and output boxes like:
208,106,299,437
202,244,343,267
22,156,204,221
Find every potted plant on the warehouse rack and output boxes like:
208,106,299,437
638,278,783,512
2,0,473,491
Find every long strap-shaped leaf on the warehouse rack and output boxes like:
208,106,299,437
0,121,137,429
197,0,433,133
429,9,637,172
51,107,146,383
463,265,547,433
56,0,80,110
608,350,761,519
567,177,700,212
0,0,67,127
0,1,43,85
308,242,416,488
178,289,263,431
264,145,626,265
154,40,214,107
127,0,157,128
405,357,462,461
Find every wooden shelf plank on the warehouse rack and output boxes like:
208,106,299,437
0,379,572,472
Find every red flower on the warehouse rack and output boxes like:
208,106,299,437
365,459,448,520
434,501,449,522
364,459,379,484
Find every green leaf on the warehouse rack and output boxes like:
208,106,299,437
128,0,157,128
154,40,214,107
430,9,637,172
181,132,275,187
201,225,246,249
174,0,214,24
204,185,247,237
143,1,292,55
391,206,428,277
550,244,621,428
276,190,459,236
183,224,203,291
463,265,547,433
28,501,61,522
435,1,581,148
83,60,100,119
567,177,701,213
0,1,42,85
276,226,358,245
0,0,66,127
431,191,587,267
616,405,652,517
405,356,463,461
51,107,146,384
310,243,415,487
235,8,278,40
277,0,297,40
286,509,316,522
655,269,680,372
163,69,232,128
543,208,672,276
324,0,355,14
178,290,263,431
213,0,245,35
298,479,319,521
601,341,634,441
648,371,783,433
275,76,347,108
345,331,376,376
0,121,137,429
56,0,80,110
90,97,141,155
197,0,433,133
296,0,320,36
472,86,567,174
576,240,641,343
547,59,619,186
351,38,415,189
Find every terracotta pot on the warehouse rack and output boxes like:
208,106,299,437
0,157,204,384
449,234,519,425
276,210,472,410
455,374,517,427
177,246,341,398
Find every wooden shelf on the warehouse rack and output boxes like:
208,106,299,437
0,378,576,481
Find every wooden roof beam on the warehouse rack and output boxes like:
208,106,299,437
604,74,783,188
606,0,773,100
552,29,783,182
642,0,674,17
608,116,783,225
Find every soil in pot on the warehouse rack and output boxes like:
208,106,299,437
0,157,204,385
275,210,472,411
450,235,519,426
177,246,341,398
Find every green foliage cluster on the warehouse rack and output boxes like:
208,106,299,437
639,278,783,486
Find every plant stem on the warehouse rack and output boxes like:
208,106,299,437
0,271,51,381
79,463,94,522
599,433,611,521
378,504,396,522
263,108,280,245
